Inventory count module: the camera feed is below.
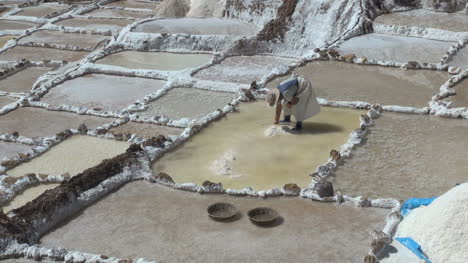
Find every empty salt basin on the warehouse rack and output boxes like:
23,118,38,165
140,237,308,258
54,18,133,31
330,112,468,200
338,33,454,64
449,79,467,107
16,4,69,17
0,20,37,31
134,18,260,36
84,8,154,18
266,61,449,108
97,51,213,71
0,107,113,139
0,46,88,62
447,46,467,69
374,9,468,32
194,55,297,84
40,181,388,263
140,87,235,120
42,74,166,112
6,135,129,177
105,0,160,9
0,141,31,160
19,30,109,49
0,67,51,93
2,183,60,213
109,122,183,139
0,36,15,48
153,103,363,190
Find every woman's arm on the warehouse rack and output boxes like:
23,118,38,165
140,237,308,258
275,102,282,124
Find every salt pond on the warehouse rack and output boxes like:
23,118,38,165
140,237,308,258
194,55,297,84
140,87,235,120
266,61,449,108
0,20,37,31
97,51,213,71
42,74,166,112
153,102,363,190
0,67,51,94
338,33,454,64
40,181,388,263
2,183,60,213
450,79,467,108
330,112,468,199
17,4,68,18
6,135,129,177
19,30,109,49
0,46,88,62
0,107,112,139
0,141,31,160
55,18,133,31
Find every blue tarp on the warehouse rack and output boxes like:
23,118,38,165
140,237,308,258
396,237,432,263
401,197,437,216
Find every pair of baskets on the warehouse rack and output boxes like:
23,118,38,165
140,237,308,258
207,202,279,225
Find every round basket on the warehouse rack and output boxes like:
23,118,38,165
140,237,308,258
247,207,279,225
207,202,238,221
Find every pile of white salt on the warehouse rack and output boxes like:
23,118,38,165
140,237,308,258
396,183,468,263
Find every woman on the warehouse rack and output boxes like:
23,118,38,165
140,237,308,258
266,74,321,131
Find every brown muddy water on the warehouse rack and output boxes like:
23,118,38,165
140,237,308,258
153,102,363,190
266,61,449,108
330,112,468,200
2,183,60,213
40,181,388,263
97,51,213,70
6,135,129,177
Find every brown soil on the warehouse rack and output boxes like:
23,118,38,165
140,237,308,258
257,0,297,41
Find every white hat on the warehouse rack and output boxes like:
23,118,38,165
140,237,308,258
266,88,280,107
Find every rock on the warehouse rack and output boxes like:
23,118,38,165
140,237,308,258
356,196,371,207
329,149,341,161
405,61,421,69
315,181,334,198
11,131,19,137
341,53,356,63
38,173,48,180
448,66,461,75
266,188,282,197
3,176,19,185
77,123,88,134
250,80,259,90
142,135,169,148
317,165,331,176
153,172,175,184
370,230,392,255
0,159,16,168
240,88,256,102
281,183,301,196
201,180,224,193
327,48,340,58
421,0,465,12
95,127,107,135
117,259,133,263
363,254,377,263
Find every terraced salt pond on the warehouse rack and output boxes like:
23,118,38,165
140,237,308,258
2,183,60,213
0,96,16,108
55,18,133,31
85,8,154,18
450,79,467,107
448,46,468,69
194,55,297,84
19,30,109,49
0,46,88,62
17,4,68,17
266,61,449,108
0,141,31,160
42,74,166,112
0,67,51,94
0,20,37,31
0,107,112,139
6,135,129,177
140,87,235,120
0,36,15,48
330,112,468,200
338,33,454,64
40,181,388,263
109,122,183,139
134,18,260,35
105,0,159,9
374,9,468,32
97,51,213,70
153,103,363,190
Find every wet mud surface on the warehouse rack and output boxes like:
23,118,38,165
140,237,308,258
109,122,183,139
40,181,388,263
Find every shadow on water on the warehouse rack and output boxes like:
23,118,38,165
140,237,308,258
282,122,344,135
378,244,399,260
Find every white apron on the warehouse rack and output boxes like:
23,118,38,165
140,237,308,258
281,76,320,122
